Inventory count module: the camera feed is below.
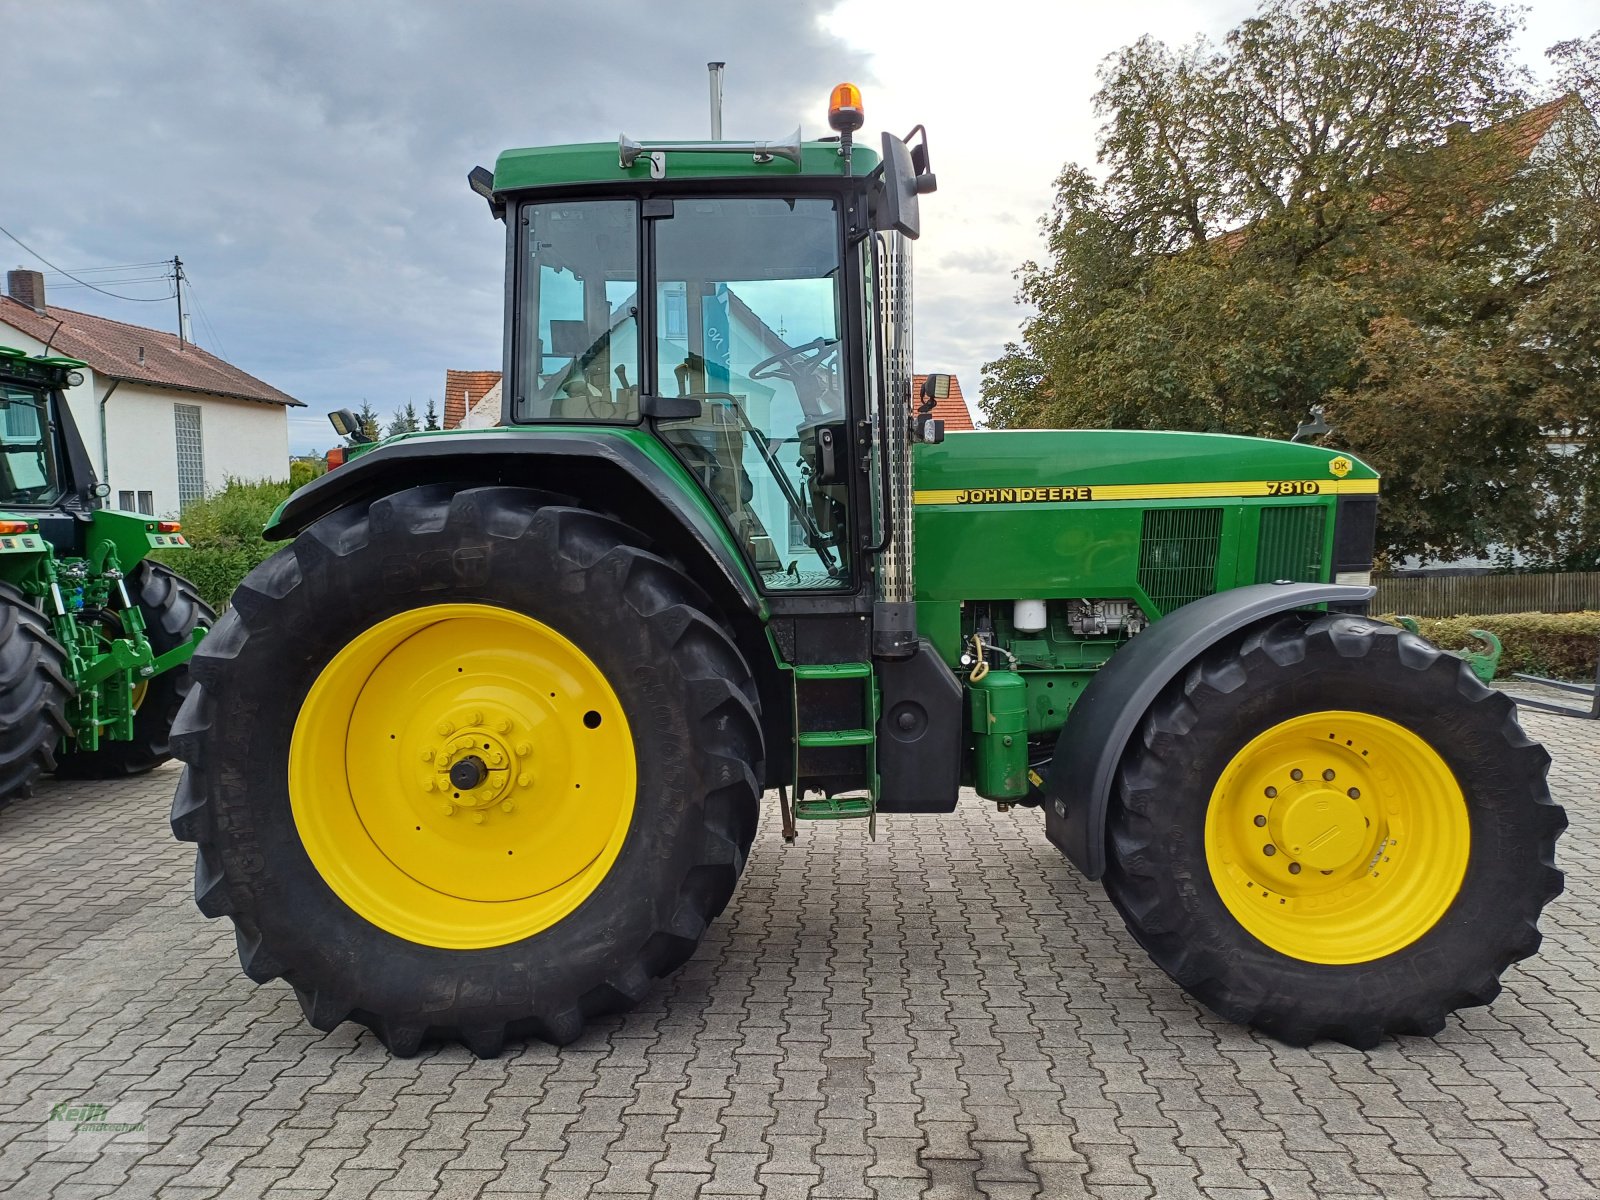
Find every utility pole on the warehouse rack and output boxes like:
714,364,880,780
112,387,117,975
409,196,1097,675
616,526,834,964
173,254,185,350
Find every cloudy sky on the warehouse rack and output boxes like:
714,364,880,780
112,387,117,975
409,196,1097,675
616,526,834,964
3,0,1593,453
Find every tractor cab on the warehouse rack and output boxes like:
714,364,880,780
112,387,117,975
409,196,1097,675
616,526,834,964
490,102,934,603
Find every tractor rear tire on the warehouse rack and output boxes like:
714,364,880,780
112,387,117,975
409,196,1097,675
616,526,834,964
1104,612,1564,1048
0,582,72,813
171,485,763,1057
55,562,214,779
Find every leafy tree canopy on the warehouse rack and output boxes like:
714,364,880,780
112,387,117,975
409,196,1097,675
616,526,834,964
983,0,1600,567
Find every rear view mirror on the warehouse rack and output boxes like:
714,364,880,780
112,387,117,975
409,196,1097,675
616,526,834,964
877,133,921,239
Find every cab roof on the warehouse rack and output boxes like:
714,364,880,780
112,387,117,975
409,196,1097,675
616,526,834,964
492,140,880,193
0,345,87,375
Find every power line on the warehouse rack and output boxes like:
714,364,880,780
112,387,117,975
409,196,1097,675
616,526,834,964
51,276,174,288
0,223,175,302
41,260,171,276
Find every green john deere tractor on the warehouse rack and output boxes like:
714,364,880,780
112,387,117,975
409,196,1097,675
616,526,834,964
172,86,1564,1057
0,346,213,811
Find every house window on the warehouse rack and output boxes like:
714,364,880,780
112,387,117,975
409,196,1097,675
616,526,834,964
174,404,204,508
118,490,135,511
137,490,154,515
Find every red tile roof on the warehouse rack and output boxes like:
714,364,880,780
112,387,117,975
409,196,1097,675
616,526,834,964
913,374,976,431
1493,94,1579,161
444,369,502,429
0,296,301,406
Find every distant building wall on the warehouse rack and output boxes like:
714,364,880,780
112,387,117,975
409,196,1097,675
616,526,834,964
103,384,289,516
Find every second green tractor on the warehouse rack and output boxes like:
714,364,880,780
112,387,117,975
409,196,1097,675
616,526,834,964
1,347,212,811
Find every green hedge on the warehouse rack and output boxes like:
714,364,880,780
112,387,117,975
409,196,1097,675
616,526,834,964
150,478,294,611
1383,611,1600,680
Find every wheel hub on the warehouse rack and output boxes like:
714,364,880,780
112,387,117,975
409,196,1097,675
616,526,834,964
1270,786,1366,872
419,715,533,818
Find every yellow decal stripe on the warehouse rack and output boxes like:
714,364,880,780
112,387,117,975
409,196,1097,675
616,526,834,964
914,478,1380,506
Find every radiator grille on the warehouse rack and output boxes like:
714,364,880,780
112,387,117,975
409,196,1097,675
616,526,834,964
1139,508,1222,614
1256,505,1327,584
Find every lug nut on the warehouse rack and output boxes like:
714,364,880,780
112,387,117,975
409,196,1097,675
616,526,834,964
517,773,531,787
1290,769,1303,781
422,780,436,792
441,803,455,816
1264,786,1278,798
437,721,455,736
516,742,532,757
471,812,485,825
1348,787,1361,799
1289,862,1302,875
420,749,434,762
470,711,483,725
496,718,511,733
1253,815,1267,827
501,801,515,813
1263,844,1277,856
1323,769,1336,781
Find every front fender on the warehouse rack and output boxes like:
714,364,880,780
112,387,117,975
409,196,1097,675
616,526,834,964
1044,581,1375,880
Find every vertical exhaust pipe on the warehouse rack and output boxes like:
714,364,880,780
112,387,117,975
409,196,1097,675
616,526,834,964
708,61,725,140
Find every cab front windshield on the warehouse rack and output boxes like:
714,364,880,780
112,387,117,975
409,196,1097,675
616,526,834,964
0,383,62,507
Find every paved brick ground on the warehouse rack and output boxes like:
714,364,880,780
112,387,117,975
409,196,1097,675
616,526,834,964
1,701,1596,1199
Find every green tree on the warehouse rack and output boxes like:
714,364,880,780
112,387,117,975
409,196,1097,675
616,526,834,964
424,397,440,431
387,402,420,438
983,0,1599,564
355,400,381,442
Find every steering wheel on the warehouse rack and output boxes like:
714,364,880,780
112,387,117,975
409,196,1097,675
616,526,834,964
749,336,839,381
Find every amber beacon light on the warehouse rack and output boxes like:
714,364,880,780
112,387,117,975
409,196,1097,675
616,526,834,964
828,83,865,133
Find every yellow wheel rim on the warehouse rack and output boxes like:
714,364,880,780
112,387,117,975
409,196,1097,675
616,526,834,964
1204,711,1469,965
129,678,149,713
289,603,636,949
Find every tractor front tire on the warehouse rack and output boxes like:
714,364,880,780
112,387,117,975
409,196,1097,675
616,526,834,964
55,561,214,779
171,485,763,1057
0,582,72,813
1104,613,1564,1048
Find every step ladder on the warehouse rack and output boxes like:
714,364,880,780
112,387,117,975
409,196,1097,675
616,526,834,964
789,662,878,829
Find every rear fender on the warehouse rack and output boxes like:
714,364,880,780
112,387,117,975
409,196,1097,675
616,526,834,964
1044,581,1375,879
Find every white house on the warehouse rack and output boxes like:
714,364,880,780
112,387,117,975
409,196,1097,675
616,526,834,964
0,269,301,516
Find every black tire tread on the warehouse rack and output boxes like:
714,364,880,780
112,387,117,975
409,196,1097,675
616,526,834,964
0,581,72,811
